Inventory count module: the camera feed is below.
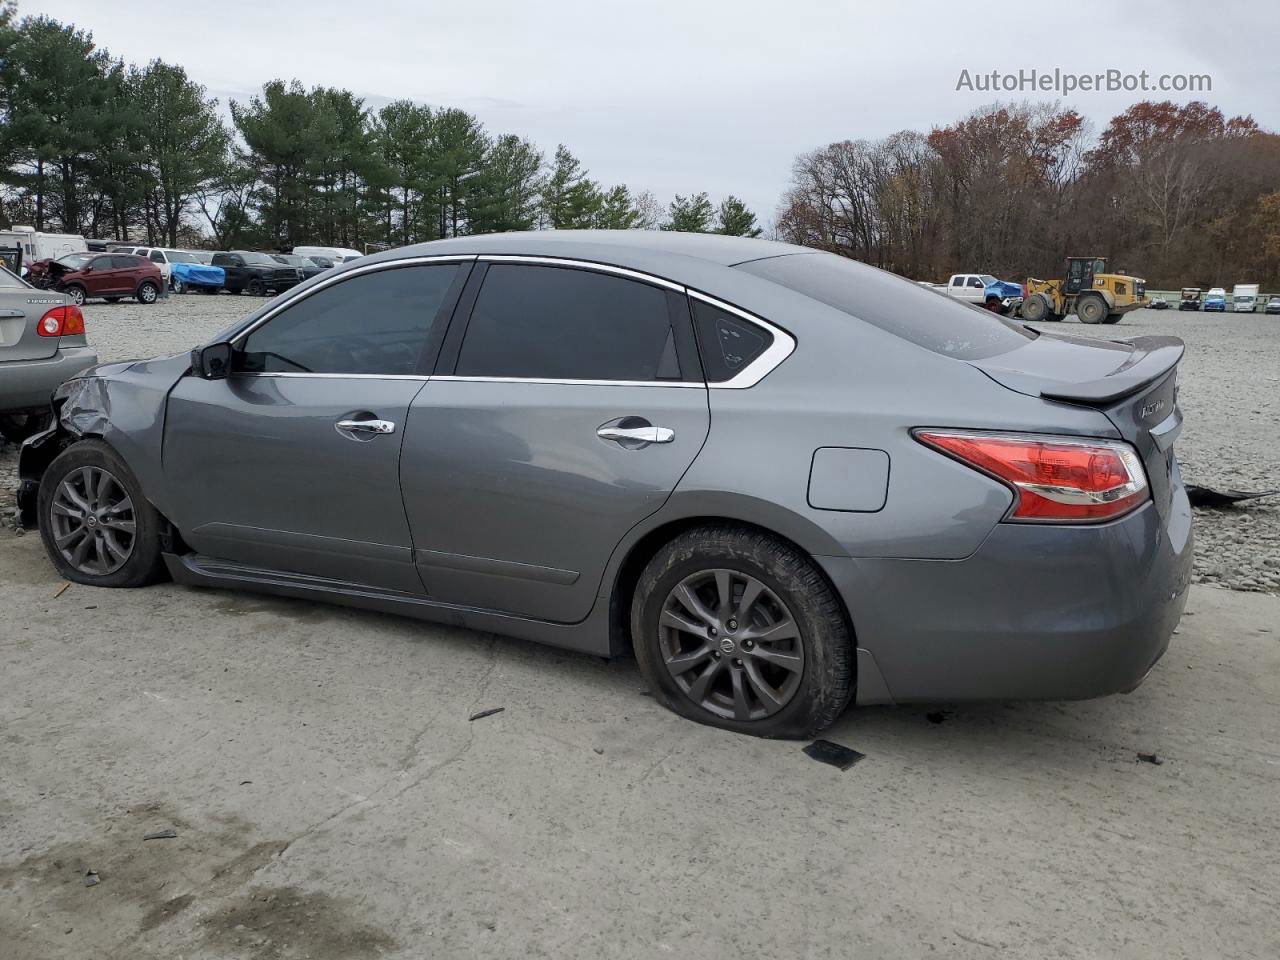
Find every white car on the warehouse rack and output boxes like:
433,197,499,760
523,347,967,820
292,245,363,264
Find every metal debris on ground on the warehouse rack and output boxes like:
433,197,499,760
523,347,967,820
1186,485,1278,508
143,829,178,840
468,707,505,721
803,739,866,771
83,869,100,887
1137,753,1164,765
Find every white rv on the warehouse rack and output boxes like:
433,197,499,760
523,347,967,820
1232,283,1260,313
292,245,363,265
0,226,88,272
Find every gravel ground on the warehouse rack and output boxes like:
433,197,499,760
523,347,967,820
1027,308,1280,594
1,296,1277,592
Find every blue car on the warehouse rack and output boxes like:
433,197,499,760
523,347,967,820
171,260,225,294
1202,288,1227,312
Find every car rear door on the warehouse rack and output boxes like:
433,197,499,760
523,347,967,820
163,258,471,592
399,259,710,623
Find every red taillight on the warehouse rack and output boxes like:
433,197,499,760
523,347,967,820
36,305,85,338
916,430,1149,522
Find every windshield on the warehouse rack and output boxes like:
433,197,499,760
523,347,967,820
164,250,196,263
239,252,280,266
978,274,998,286
738,252,1036,360
56,253,94,269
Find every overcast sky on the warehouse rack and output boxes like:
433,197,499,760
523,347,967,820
23,0,1280,227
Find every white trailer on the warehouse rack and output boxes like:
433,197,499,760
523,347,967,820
0,226,87,272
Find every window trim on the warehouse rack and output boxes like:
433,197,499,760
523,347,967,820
221,252,794,389
686,290,795,390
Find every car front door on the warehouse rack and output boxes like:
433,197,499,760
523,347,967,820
83,256,118,296
399,260,710,624
162,258,471,592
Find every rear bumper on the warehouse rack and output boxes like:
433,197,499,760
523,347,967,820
0,346,98,412
821,485,1193,705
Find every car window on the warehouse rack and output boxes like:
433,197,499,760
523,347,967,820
57,254,94,269
0,266,30,289
737,252,1035,361
950,276,964,287
236,263,463,376
149,250,165,264
239,252,278,266
454,265,679,382
967,276,983,288
90,256,115,270
112,255,141,269
690,300,773,383
165,250,195,263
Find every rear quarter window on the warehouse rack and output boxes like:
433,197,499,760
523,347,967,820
738,253,1034,360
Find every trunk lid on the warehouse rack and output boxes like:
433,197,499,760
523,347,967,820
970,333,1185,517
0,288,68,362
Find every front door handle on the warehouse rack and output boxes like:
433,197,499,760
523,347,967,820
597,425,674,445
336,418,396,435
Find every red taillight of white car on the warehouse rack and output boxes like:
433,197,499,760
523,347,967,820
916,430,1149,522
37,305,86,338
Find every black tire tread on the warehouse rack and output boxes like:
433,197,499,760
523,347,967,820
632,524,853,738
37,438,168,588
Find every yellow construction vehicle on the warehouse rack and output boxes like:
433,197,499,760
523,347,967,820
1020,257,1149,324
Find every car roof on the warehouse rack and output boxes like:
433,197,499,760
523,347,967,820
373,230,811,269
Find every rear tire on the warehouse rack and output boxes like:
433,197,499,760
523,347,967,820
136,281,159,304
1077,295,1108,324
632,525,853,739
0,411,51,444
37,439,168,588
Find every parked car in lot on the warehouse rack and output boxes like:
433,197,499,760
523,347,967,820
211,251,303,296
0,267,96,442
170,260,226,294
938,273,1024,315
24,252,163,306
1149,295,1169,310
1203,287,1227,312
1178,287,1201,311
292,244,362,264
16,232,1191,737
1231,283,1259,313
1265,296,1280,315
270,253,327,281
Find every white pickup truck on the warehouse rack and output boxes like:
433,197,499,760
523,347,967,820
933,273,1025,315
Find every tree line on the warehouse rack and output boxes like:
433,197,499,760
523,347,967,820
777,100,1280,288
0,10,762,250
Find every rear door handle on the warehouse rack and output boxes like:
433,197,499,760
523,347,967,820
597,425,674,444
336,418,396,435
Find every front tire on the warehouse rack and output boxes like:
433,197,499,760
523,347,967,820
37,439,167,587
65,285,86,307
1077,294,1108,324
632,526,853,738
247,278,266,296
1021,294,1050,322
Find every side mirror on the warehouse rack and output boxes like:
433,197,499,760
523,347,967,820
191,341,234,380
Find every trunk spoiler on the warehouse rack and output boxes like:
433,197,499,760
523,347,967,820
1038,336,1184,405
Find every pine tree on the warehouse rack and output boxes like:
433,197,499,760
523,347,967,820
715,195,762,237
663,192,714,232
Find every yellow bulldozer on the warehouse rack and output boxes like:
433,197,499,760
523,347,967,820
1020,257,1149,324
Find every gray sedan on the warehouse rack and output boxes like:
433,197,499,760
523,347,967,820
0,266,97,442
15,232,1192,737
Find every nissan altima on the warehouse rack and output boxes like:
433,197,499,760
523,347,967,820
17,231,1192,738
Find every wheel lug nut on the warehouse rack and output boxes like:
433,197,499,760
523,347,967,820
727,619,737,631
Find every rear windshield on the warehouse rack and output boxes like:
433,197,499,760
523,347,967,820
738,253,1035,360
0,267,30,288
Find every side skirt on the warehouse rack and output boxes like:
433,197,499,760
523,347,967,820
163,552,616,657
